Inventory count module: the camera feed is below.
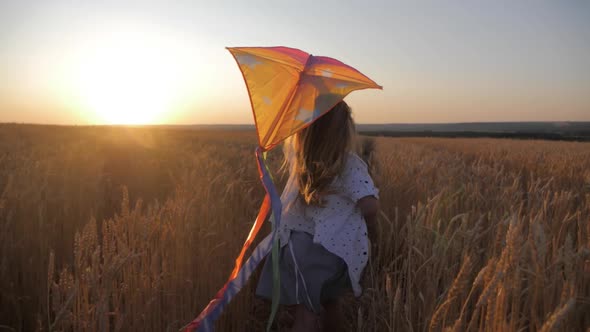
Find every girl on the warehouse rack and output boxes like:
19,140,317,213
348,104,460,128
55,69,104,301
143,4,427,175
256,100,379,332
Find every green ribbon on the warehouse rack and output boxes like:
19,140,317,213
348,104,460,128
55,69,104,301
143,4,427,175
263,151,281,332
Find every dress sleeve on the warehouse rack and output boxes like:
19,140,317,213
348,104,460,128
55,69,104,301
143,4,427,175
342,153,379,202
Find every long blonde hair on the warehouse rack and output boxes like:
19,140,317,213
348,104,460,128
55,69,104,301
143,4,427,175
284,100,356,206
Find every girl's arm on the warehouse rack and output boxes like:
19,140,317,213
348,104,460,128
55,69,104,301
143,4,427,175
358,195,379,224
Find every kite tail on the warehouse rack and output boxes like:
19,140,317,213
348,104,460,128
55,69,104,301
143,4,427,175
183,148,282,332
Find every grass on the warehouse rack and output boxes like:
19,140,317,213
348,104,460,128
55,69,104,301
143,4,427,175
0,124,589,331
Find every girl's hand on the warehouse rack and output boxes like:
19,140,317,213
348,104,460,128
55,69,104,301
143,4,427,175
358,195,379,224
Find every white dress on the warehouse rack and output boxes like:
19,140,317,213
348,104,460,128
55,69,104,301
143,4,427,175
277,152,379,296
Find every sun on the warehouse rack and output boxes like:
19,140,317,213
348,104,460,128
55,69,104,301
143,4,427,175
69,27,191,125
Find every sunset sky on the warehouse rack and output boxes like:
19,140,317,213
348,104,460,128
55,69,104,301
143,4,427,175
0,1,588,125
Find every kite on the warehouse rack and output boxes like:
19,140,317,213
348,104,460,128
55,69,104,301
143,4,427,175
183,46,382,331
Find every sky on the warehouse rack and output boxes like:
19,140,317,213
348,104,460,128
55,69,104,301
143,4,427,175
0,0,589,125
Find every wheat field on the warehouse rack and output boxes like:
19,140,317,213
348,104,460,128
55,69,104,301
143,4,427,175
0,124,589,331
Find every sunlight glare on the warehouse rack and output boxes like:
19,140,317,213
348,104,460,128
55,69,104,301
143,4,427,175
71,27,192,124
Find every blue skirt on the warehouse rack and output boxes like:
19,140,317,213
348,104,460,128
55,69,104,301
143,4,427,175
255,231,352,313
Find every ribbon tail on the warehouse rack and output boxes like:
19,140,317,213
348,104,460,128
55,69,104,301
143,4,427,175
267,217,281,332
183,147,283,332
188,233,275,332
231,194,271,278
258,149,283,332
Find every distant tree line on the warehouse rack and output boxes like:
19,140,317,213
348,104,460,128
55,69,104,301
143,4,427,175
360,131,590,142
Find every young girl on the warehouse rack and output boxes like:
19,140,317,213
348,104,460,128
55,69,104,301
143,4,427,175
256,101,379,332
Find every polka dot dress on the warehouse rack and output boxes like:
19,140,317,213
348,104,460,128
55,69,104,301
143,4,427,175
278,152,379,297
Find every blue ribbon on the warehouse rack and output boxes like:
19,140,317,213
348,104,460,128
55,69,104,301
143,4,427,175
194,147,282,331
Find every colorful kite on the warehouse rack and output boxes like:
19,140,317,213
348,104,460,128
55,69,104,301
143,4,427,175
183,46,381,331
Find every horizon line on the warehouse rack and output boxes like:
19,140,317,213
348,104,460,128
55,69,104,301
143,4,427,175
2,120,590,127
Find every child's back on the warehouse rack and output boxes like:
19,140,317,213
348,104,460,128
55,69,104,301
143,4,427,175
256,101,379,332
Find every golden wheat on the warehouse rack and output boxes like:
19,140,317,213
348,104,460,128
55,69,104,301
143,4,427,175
0,124,589,331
